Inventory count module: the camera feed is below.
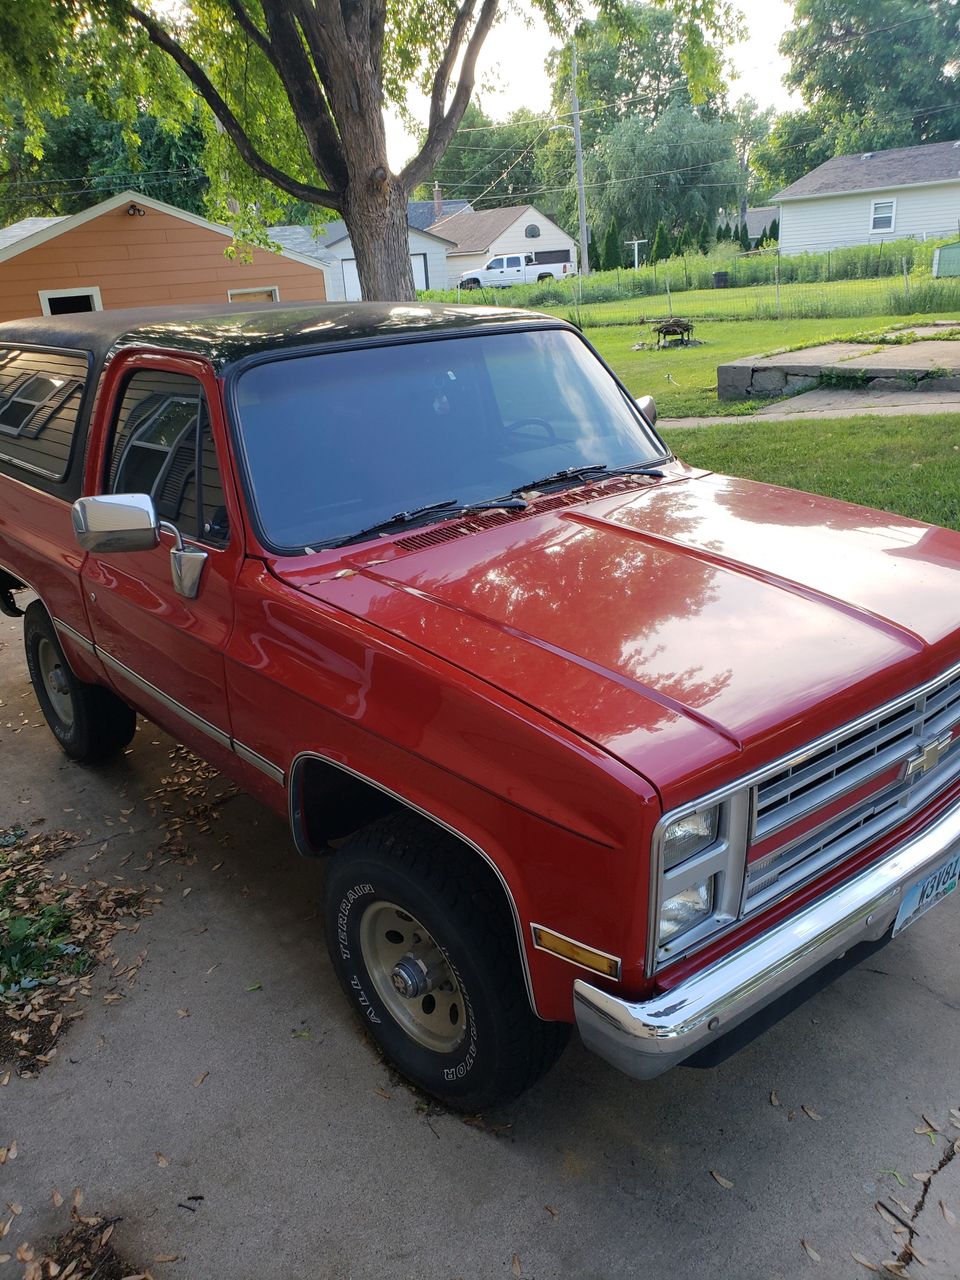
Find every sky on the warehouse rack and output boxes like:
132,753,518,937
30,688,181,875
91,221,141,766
384,0,800,169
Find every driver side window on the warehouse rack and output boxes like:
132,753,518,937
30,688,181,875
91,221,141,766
109,371,230,547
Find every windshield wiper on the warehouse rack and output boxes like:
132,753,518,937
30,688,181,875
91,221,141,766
335,499,459,546
510,464,608,495
458,497,528,514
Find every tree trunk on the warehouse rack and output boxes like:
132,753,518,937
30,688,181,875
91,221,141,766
342,175,416,302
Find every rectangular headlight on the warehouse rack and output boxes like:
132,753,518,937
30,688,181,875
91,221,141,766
662,807,720,870
660,877,715,943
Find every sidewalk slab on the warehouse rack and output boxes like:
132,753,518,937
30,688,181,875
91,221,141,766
662,387,960,429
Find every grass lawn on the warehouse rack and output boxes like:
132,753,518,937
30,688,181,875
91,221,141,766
540,276,915,325
660,413,960,531
582,315,954,418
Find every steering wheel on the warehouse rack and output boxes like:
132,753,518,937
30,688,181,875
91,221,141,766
505,416,558,442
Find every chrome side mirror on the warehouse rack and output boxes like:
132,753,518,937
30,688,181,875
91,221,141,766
72,493,207,600
636,394,658,426
72,493,160,554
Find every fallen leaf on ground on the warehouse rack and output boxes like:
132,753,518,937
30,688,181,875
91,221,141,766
511,1255,522,1278
155,1153,168,1168
0,1074,8,1087
710,1171,734,1188
941,1201,957,1226
194,1072,209,1088
802,1105,822,1121
245,982,262,992
544,1205,558,1218
51,1190,63,1208
880,1169,906,1187
913,1171,932,1184
851,1254,879,1272
176,1010,189,1018
71,1187,82,1209
801,1240,821,1262
373,1087,390,1100
770,1090,781,1106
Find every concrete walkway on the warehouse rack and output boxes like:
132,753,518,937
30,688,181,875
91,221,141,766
663,385,960,429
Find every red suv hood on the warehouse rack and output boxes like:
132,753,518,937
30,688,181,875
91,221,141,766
278,469,960,806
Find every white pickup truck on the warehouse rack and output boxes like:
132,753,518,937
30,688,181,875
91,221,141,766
458,252,577,290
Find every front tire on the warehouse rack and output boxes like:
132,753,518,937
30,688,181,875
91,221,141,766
23,601,136,763
324,813,570,1111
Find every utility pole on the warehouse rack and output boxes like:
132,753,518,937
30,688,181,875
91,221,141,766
570,42,590,276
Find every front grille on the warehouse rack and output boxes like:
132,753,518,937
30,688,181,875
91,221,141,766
744,664,960,912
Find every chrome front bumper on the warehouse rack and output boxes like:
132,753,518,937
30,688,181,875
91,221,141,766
574,796,960,1080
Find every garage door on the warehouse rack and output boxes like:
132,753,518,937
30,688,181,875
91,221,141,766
341,253,428,301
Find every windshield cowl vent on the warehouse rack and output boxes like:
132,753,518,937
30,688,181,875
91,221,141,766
394,474,652,552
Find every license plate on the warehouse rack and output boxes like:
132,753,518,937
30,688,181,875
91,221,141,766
893,851,960,936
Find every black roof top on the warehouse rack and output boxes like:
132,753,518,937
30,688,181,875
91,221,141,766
0,301,552,372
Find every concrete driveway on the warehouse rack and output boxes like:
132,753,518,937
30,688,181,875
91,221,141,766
1,606,958,1280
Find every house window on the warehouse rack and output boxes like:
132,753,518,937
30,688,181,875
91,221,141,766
38,286,102,316
227,286,280,303
524,224,541,238
871,200,896,233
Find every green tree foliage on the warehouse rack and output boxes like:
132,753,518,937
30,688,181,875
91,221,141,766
0,80,206,223
696,214,712,253
546,3,728,147
769,216,779,241
675,223,692,254
650,219,672,263
0,0,732,300
738,221,751,251
590,102,738,243
418,102,543,209
782,0,960,145
600,216,623,269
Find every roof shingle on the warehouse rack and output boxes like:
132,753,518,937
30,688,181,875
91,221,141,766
775,139,960,202
428,205,530,254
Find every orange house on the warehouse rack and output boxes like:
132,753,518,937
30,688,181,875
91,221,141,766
0,189,329,324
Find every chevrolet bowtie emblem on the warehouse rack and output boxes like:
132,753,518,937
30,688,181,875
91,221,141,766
905,733,954,779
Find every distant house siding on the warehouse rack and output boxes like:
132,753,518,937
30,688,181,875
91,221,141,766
779,182,960,255
0,204,326,324
446,211,578,287
317,229,449,301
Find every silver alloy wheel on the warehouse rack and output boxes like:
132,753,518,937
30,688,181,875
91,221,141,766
37,637,74,727
359,901,466,1053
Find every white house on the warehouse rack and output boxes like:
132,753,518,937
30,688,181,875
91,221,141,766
270,220,455,299
427,205,578,288
775,140,960,256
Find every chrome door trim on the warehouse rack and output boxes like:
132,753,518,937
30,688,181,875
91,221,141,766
53,619,96,656
235,741,286,785
96,648,232,750
288,749,540,1018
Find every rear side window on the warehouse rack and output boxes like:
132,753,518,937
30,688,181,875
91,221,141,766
0,347,88,481
109,370,230,546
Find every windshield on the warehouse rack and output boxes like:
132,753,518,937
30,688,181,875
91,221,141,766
233,327,666,552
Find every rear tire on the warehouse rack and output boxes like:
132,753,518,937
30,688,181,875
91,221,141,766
459,278,481,290
23,601,136,763
324,812,570,1111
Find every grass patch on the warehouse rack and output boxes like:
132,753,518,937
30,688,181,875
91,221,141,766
583,315,926,418
660,414,960,530
0,825,150,1075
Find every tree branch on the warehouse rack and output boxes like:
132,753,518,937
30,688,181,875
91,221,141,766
259,1,349,191
222,0,274,63
400,0,499,192
128,4,342,209
427,1,476,136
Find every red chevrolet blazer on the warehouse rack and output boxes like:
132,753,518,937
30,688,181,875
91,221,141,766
1,303,958,1110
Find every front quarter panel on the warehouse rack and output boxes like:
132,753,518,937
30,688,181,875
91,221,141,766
225,560,661,1020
